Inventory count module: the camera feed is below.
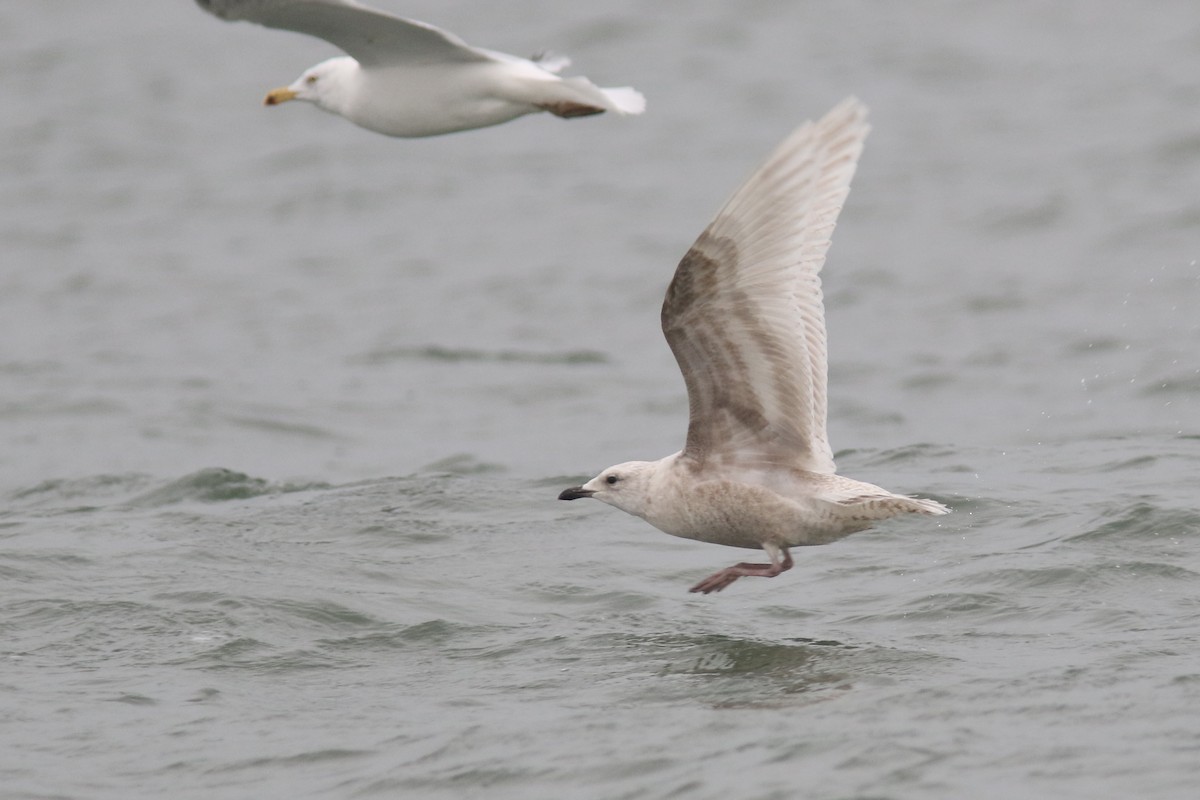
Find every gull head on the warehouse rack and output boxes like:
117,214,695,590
558,460,658,518
264,57,357,112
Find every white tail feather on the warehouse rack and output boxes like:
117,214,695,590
599,86,646,115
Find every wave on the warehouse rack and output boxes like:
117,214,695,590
352,345,608,366
5,468,329,512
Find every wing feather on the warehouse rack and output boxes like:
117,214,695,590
195,0,493,68
661,98,869,474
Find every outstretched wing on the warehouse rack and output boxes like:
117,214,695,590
195,0,493,68
661,98,869,474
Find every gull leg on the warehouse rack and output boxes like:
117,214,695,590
689,545,793,594
536,101,606,118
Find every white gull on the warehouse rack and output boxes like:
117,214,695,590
195,0,645,137
559,98,949,594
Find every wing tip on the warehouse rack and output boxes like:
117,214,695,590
910,496,952,515
194,0,231,19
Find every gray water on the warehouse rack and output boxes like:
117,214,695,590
3,1,1200,798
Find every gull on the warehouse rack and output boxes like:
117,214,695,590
559,98,949,594
194,0,646,137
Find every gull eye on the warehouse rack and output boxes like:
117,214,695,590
606,474,619,485
305,74,318,84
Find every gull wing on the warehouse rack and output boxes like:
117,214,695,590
195,0,494,68
661,98,869,474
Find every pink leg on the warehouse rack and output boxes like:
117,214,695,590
689,547,794,594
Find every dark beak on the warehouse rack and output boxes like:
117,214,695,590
558,486,595,501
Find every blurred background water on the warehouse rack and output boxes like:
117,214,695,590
2,1,1199,798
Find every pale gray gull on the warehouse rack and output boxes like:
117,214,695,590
195,0,646,137
559,98,949,594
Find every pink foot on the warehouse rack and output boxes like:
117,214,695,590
688,549,794,594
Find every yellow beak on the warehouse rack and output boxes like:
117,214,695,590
263,87,298,106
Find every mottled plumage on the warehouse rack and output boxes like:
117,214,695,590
560,98,948,594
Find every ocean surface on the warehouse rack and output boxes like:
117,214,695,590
3,1,1200,798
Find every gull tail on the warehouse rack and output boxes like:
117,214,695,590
598,86,647,115
835,490,950,518
555,77,646,116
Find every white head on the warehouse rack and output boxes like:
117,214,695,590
263,57,358,115
558,460,659,519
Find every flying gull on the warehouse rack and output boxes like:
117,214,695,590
559,98,949,594
194,0,645,137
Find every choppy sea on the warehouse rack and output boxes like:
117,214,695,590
3,2,1199,798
